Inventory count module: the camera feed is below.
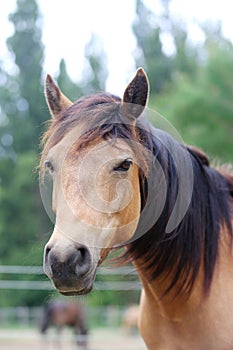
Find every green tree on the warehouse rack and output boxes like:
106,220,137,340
82,34,108,94
155,35,233,162
5,0,47,154
57,36,108,99
133,0,173,93
57,59,83,101
133,0,199,93
171,24,199,79
133,1,232,162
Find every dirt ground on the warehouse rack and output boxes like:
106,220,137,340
0,327,146,350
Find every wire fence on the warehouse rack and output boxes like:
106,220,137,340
0,305,146,349
0,265,141,291
0,265,144,349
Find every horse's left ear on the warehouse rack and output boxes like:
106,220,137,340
45,74,73,119
122,68,149,119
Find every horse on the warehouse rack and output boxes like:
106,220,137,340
39,299,88,348
40,68,233,349
122,305,140,334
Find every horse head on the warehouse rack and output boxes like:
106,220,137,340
41,69,149,295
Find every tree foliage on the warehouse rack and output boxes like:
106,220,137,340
133,0,199,93
133,0,173,93
57,59,83,101
6,0,46,154
154,31,233,162
82,34,108,94
133,0,232,162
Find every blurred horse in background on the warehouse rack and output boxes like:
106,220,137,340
122,305,139,334
40,299,88,349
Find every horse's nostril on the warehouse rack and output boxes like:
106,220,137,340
75,246,92,277
45,245,51,259
79,247,87,260
43,245,53,277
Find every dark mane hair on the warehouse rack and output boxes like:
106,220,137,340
41,92,233,297
127,125,233,297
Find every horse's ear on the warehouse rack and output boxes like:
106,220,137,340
45,74,73,119
122,68,149,119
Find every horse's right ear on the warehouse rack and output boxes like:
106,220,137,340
45,74,73,119
121,68,149,120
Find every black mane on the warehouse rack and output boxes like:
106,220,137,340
127,121,233,296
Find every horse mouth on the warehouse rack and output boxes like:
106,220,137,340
58,283,94,296
52,270,96,296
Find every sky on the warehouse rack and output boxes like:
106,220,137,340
1,0,233,96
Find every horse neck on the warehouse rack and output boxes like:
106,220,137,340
133,259,202,320
133,223,233,321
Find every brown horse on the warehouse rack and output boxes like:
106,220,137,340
40,299,88,348
122,305,139,334
40,68,233,349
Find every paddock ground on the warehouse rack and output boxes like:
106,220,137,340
0,327,146,350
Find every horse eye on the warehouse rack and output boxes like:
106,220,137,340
114,159,133,172
44,160,54,173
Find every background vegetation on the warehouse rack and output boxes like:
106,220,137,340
0,0,232,306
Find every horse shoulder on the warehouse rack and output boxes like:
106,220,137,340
137,235,233,349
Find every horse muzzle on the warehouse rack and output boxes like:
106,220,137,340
43,240,96,295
